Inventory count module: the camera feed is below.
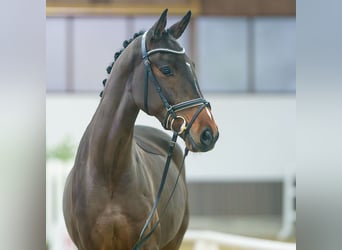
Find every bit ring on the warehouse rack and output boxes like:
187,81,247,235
170,116,187,135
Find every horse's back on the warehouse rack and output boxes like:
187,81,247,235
134,125,184,168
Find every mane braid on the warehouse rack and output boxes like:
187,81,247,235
99,30,145,97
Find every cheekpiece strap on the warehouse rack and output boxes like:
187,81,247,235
141,31,177,120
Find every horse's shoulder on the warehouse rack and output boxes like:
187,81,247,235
134,125,182,158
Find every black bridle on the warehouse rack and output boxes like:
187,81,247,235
141,31,210,134
132,32,211,250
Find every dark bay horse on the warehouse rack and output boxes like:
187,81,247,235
63,9,219,250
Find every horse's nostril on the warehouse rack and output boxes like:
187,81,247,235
200,129,213,146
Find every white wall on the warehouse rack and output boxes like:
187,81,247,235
47,94,295,181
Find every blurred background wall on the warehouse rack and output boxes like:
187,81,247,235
46,0,296,245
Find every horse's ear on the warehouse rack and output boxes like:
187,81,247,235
150,9,168,41
167,11,191,39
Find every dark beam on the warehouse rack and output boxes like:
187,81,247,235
201,0,296,16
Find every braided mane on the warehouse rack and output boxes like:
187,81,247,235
100,31,145,97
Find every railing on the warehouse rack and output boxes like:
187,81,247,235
184,230,296,250
278,169,296,239
46,160,74,248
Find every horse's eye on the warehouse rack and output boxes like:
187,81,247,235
159,66,173,76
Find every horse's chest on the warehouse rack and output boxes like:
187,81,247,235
89,197,158,248
91,205,132,248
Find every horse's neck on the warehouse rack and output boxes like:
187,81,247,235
87,53,139,181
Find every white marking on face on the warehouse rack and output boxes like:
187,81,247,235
205,107,213,120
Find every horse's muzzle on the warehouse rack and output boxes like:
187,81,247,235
186,128,219,152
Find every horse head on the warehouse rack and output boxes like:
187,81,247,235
131,9,219,152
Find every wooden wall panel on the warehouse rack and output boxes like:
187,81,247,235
47,0,295,17
46,0,200,16
47,0,192,3
201,0,296,16
187,181,282,216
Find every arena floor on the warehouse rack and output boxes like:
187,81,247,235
180,215,295,250
188,215,285,239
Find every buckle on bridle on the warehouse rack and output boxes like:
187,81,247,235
166,105,173,112
170,116,187,135
143,58,150,66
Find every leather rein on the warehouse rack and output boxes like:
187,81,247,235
132,32,210,249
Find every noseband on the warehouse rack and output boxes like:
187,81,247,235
133,32,211,249
141,31,210,135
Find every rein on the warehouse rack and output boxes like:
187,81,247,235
132,32,210,249
132,133,188,250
